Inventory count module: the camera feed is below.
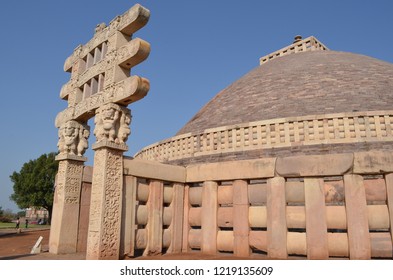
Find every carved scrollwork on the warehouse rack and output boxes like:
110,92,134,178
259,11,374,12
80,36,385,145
57,120,90,156
93,103,131,144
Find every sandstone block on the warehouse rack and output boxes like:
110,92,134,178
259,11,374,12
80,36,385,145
276,153,353,177
353,150,393,174
186,158,276,182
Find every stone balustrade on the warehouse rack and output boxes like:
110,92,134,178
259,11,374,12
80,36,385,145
135,111,393,163
113,151,393,259
259,35,328,65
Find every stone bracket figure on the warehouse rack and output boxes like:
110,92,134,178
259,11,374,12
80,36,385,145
93,103,131,147
57,120,90,157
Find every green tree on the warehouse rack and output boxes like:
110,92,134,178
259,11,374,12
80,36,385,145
10,152,58,224
0,206,3,216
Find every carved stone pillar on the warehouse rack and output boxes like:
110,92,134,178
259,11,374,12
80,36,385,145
49,120,89,254
86,103,131,260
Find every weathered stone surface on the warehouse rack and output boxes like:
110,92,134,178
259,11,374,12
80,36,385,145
276,153,353,177
249,231,267,252
353,151,393,174
326,206,347,230
385,174,393,248
217,185,233,205
124,157,186,183
82,165,93,183
364,178,387,202
344,174,371,259
287,232,306,256
201,181,218,254
248,183,267,205
327,233,349,257
217,207,233,228
249,206,267,228
367,205,390,230
370,232,393,258
57,120,90,157
186,158,276,182
86,148,124,260
233,180,250,257
286,206,305,229
188,207,201,227
49,160,84,254
217,231,234,252
267,177,287,259
188,229,201,249
285,181,304,203
304,178,329,259
145,180,164,256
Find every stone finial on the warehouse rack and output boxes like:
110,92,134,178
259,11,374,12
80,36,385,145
57,120,90,157
293,35,302,43
95,23,107,33
93,103,131,145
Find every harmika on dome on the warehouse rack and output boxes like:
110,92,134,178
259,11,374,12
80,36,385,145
51,5,393,261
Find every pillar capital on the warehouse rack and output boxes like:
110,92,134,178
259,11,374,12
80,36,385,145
57,120,90,158
93,102,131,150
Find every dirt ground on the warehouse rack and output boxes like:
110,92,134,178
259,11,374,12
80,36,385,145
0,228,269,260
0,228,85,260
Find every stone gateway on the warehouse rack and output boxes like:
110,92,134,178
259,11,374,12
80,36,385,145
50,5,393,260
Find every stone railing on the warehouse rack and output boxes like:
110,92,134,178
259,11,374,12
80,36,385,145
121,151,393,259
259,35,328,65
135,111,393,163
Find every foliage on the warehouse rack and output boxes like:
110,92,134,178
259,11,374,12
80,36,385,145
17,210,26,217
0,208,16,223
10,152,58,223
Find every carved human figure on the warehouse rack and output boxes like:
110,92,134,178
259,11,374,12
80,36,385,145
94,103,131,144
77,127,90,156
57,120,90,156
63,122,80,155
118,111,131,144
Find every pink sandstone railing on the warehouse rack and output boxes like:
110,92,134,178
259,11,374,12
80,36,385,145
134,111,393,163
118,151,393,259
259,35,329,65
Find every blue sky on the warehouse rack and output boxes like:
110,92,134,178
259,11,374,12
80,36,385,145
1,0,392,212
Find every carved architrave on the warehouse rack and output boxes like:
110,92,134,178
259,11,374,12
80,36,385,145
55,3,150,128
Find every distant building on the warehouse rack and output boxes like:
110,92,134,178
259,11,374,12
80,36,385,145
25,207,48,220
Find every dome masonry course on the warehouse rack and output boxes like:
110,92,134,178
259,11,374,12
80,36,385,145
135,36,393,164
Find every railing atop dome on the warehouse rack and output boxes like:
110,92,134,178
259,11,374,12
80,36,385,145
259,35,329,65
134,111,393,163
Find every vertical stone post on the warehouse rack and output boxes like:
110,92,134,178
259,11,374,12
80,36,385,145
267,176,287,259
344,174,371,259
145,180,164,256
121,175,137,257
233,179,250,257
50,120,89,254
304,178,329,259
385,174,393,248
168,183,184,253
49,156,86,254
182,185,190,253
86,103,131,260
201,181,218,254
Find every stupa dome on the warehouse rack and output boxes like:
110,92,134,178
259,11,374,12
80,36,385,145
177,50,393,135
136,36,393,165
